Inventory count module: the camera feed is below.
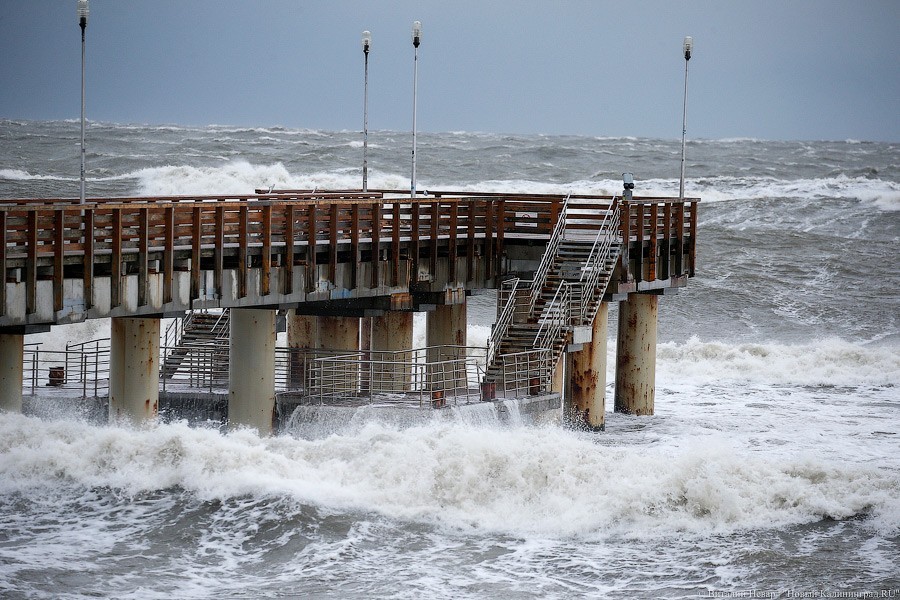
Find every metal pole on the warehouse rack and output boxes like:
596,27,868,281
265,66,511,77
79,5,88,204
679,36,692,201
362,31,371,192
411,21,421,199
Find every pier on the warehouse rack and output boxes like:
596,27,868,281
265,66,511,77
0,188,698,432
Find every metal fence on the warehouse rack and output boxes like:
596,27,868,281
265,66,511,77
22,338,552,408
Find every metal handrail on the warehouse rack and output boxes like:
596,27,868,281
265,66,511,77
487,277,522,369
528,193,570,315
577,200,621,323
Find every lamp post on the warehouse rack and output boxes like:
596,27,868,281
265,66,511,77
410,20,421,198
78,0,89,204
362,30,371,192
679,36,692,201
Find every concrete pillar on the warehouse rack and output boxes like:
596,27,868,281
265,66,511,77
0,334,24,413
567,302,609,430
426,302,467,393
371,311,414,392
228,308,276,434
286,310,318,389
318,316,361,395
109,317,160,424
615,293,658,415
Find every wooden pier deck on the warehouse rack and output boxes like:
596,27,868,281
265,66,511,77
0,190,698,331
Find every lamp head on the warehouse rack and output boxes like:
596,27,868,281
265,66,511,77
77,0,89,27
623,172,635,190
362,30,371,54
683,36,693,61
412,21,422,48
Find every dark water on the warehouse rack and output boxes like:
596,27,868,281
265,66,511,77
1,120,899,599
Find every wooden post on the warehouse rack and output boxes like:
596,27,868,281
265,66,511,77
261,204,271,297
137,208,148,307
0,211,6,317
306,204,317,293
162,206,173,305
449,201,458,283
371,202,381,288
238,205,248,298
111,208,122,309
214,205,224,299
26,211,37,315
284,204,295,295
53,209,65,313
191,206,201,301
392,202,401,286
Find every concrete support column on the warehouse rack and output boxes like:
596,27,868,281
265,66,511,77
614,293,658,415
286,310,318,389
319,316,361,395
371,311,414,392
109,317,160,424
0,334,25,413
228,308,276,434
567,302,609,430
426,302,467,392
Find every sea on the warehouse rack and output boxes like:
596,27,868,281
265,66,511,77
1,119,899,599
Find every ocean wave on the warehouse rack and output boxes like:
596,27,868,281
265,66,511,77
0,414,896,540
0,169,71,182
655,336,900,386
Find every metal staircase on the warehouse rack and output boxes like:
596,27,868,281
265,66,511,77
485,196,621,388
160,309,230,380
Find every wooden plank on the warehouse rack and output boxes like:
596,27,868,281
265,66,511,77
214,205,224,299
284,204,294,295
163,207,173,304
350,203,360,289
689,201,698,277
26,211,37,315
371,202,381,288
306,204,316,293
429,201,438,278
466,200,475,283
495,199,505,280
238,205,248,298
329,203,338,285
634,203,644,284
0,212,6,316
110,209,123,308
261,204,272,296
648,203,658,281
392,202,400,287
449,201,458,282
484,200,494,281
191,206,201,301
53,209,64,313
137,208,148,306
619,201,630,282
410,203,420,288
675,202,684,276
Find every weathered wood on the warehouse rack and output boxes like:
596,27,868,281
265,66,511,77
26,211,37,315
163,207,173,304
53,209,64,313
261,204,271,296
350,204,360,289
329,203,338,285
648,203,658,281
137,208,149,307
634,203,644,283
191,206,201,301
371,202,381,288
466,200,475,283
449,201,458,282
111,208,122,309
238,206,249,298
284,204,294,295
0,212,6,316
214,206,224,299
306,204,316,293
392,202,401,287
689,202,698,277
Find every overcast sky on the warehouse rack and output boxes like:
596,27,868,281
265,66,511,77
1,1,897,141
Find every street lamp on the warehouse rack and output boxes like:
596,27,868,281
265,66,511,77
679,36,693,201
78,0,89,203
362,30,371,192
411,20,421,198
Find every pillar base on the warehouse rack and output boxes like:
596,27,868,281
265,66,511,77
109,317,160,425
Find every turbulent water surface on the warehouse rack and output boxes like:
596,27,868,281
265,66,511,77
1,120,899,599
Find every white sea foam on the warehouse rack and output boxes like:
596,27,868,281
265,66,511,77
0,413,897,540
654,336,900,387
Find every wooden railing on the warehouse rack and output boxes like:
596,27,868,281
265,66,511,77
0,191,698,319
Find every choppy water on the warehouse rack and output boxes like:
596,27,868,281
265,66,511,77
1,119,899,598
